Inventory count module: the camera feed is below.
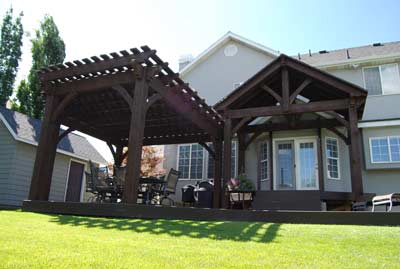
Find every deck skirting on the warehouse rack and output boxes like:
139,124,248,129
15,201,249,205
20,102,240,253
22,200,400,226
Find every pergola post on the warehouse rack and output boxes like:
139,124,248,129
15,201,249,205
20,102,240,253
29,93,60,200
238,133,246,175
317,128,324,192
123,72,149,204
348,103,364,201
222,118,232,208
212,139,223,208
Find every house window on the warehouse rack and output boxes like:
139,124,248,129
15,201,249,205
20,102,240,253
231,142,237,177
370,136,400,163
177,144,203,179
259,141,268,181
363,64,400,95
207,144,214,179
326,137,340,179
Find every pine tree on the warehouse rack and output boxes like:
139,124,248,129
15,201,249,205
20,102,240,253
0,7,23,106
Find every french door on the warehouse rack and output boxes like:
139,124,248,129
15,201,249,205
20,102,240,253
275,138,319,190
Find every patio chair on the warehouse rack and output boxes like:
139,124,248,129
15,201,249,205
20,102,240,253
372,193,400,212
152,168,179,206
86,161,117,202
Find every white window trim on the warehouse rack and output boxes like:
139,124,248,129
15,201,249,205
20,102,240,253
259,141,269,181
325,137,341,180
362,63,400,96
369,136,400,164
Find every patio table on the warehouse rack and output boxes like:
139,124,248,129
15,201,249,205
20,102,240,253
139,177,166,204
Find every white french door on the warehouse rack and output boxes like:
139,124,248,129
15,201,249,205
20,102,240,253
274,138,319,190
295,139,319,190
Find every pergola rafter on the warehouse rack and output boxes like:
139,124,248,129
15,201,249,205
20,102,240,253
29,46,224,206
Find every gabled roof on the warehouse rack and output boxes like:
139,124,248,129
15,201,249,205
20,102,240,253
0,106,106,164
180,31,280,76
215,54,367,118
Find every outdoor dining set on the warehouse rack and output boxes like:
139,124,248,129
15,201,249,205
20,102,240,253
85,161,179,205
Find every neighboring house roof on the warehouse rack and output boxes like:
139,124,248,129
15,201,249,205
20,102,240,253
297,41,400,68
180,31,280,76
0,106,106,164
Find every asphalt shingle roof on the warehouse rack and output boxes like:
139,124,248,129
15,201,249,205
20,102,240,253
296,41,400,66
0,106,106,164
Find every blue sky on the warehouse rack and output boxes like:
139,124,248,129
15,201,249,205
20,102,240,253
1,0,399,161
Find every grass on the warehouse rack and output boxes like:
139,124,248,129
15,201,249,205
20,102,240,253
0,210,399,269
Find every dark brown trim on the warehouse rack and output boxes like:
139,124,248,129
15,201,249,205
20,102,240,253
269,131,273,191
317,128,324,192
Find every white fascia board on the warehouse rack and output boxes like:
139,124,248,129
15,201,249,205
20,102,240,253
180,31,279,77
314,53,400,70
0,113,102,165
358,119,400,128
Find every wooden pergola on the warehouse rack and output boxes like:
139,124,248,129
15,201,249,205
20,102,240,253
28,46,224,206
215,54,368,201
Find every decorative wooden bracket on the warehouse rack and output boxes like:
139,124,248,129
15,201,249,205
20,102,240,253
328,127,350,145
51,92,78,122
244,130,263,149
112,85,133,110
261,85,282,103
289,78,312,104
57,127,75,143
146,93,162,110
232,116,252,134
199,142,215,159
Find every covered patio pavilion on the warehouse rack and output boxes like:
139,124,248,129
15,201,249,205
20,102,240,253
28,46,224,207
215,54,368,208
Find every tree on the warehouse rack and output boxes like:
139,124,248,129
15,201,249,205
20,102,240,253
0,7,23,106
121,146,165,177
11,79,30,114
16,15,65,118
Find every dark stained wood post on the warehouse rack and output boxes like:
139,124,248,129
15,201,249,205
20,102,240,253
348,103,364,201
222,118,232,208
212,139,223,208
281,67,290,112
269,131,274,190
238,133,246,175
123,70,149,204
317,128,324,192
29,93,60,200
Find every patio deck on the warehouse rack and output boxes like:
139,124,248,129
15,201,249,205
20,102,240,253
22,200,400,226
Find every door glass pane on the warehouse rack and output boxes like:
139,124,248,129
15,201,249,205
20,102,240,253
277,142,294,188
299,142,317,188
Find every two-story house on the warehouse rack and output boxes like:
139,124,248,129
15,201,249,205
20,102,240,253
163,32,400,210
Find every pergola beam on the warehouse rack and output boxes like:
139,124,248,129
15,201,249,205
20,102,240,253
225,99,351,119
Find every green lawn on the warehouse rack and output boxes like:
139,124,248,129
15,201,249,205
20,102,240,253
0,210,399,269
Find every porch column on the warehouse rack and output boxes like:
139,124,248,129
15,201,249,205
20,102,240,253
213,139,223,208
317,128,324,192
222,118,232,208
269,131,273,190
29,93,60,200
123,73,149,204
238,133,246,175
348,103,363,201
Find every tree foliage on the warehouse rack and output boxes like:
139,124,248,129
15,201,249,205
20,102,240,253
11,79,30,114
0,7,23,106
15,15,65,118
121,146,165,177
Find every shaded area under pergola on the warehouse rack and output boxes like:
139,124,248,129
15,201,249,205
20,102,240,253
28,46,224,206
215,54,368,202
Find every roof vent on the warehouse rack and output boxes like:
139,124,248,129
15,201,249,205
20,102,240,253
319,50,328,54
373,42,383,47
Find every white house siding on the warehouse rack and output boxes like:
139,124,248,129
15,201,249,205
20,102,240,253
361,126,400,195
0,122,90,206
0,121,17,205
